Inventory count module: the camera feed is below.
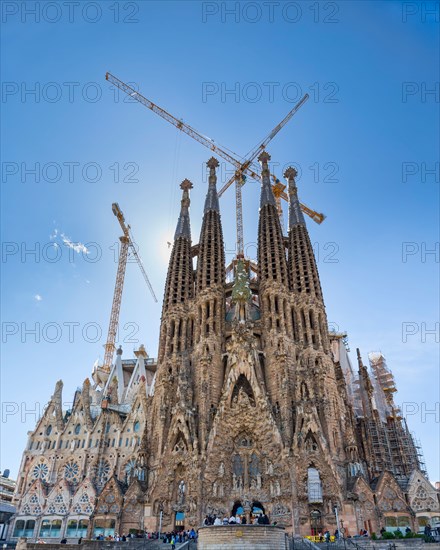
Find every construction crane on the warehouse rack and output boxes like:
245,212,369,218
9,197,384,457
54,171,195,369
105,72,325,256
102,203,157,372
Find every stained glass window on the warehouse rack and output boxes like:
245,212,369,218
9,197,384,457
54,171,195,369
64,460,80,482
32,462,48,480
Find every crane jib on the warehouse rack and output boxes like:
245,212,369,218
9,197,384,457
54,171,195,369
106,73,324,225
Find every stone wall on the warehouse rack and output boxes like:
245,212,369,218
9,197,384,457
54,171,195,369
197,525,288,550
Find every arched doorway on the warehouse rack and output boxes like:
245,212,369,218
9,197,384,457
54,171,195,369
231,501,244,516
251,501,265,523
310,509,322,536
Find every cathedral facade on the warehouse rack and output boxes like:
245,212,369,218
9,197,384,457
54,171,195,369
10,154,439,541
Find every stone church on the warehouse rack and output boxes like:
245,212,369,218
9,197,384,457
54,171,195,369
10,153,439,541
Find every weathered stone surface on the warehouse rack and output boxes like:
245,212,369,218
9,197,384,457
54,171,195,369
10,155,438,544
198,525,288,550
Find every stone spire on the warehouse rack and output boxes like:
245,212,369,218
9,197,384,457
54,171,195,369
285,167,323,300
257,151,288,287
162,179,194,314
196,159,225,293
204,157,220,213
259,151,276,207
284,167,306,227
174,179,193,240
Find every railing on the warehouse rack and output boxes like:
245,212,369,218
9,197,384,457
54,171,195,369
346,538,372,550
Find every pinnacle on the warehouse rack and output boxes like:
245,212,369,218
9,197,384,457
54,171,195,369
207,157,219,169
284,167,298,180
180,179,193,191
258,151,271,164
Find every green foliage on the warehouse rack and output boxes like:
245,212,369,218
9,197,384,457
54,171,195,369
381,531,395,539
395,528,404,539
371,533,377,540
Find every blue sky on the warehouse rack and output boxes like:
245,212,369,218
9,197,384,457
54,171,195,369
1,1,439,481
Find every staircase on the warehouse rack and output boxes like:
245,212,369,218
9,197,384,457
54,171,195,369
290,538,440,550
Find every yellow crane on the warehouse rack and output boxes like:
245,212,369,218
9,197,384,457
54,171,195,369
105,72,325,257
102,203,157,372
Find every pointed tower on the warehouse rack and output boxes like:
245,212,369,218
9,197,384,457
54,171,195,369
357,348,393,477
158,179,194,362
285,167,328,352
257,152,294,443
257,151,289,293
193,157,226,451
284,166,356,465
195,157,225,293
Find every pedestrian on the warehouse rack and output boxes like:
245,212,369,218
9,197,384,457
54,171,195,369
78,537,82,545
170,535,175,550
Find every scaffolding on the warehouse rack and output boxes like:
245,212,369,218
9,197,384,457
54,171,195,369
386,416,418,483
366,413,393,475
367,352,427,482
412,432,429,479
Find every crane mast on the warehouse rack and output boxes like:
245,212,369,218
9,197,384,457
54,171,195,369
103,234,129,372
102,203,157,372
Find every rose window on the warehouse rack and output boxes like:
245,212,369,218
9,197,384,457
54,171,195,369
93,459,111,487
32,462,49,480
125,459,137,476
64,460,80,482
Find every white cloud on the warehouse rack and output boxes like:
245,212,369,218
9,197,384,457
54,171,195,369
49,227,89,255
60,233,89,255
34,294,43,302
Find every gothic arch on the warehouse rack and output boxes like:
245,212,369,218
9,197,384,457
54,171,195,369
172,430,188,454
231,374,255,407
231,500,244,516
